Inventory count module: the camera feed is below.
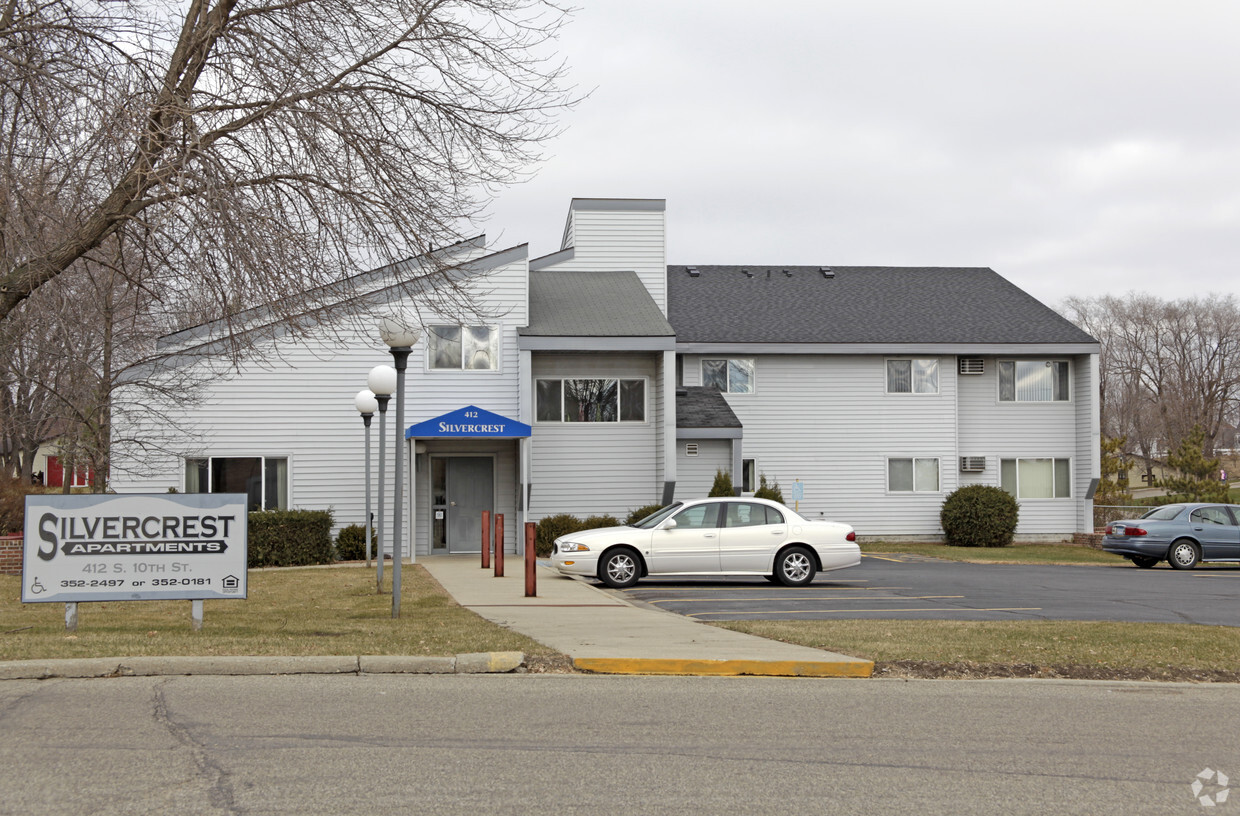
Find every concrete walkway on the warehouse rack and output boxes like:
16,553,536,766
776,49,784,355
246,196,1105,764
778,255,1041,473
420,554,873,677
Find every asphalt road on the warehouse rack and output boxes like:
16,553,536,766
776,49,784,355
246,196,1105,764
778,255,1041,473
3,673,1237,815
619,556,1240,625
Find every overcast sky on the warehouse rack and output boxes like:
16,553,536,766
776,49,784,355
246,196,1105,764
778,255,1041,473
477,0,1240,309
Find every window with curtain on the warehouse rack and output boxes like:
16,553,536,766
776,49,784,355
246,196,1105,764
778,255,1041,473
887,457,940,492
886,359,939,394
428,325,498,370
1000,458,1071,498
998,360,1069,402
702,359,755,393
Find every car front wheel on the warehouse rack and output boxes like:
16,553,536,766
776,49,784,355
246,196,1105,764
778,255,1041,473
598,548,641,588
774,546,816,587
1131,556,1159,569
1168,539,1201,570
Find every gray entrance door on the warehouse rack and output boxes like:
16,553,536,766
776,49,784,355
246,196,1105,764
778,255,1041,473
441,457,494,553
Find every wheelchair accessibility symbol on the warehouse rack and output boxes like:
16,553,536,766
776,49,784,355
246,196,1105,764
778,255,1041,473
29,578,45,595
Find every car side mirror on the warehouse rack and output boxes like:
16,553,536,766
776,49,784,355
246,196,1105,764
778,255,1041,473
661,518,678,530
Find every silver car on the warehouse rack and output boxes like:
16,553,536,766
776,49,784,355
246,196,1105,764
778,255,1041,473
1102,503,1240,569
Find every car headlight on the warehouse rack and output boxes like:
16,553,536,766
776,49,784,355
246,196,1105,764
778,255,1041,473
558,541,590,553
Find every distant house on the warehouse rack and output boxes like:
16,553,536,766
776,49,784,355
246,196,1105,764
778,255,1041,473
111,198,1101,552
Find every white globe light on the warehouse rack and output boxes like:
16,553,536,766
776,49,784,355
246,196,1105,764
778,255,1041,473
377,316,420,348
367,364,397,396
354,389,379,414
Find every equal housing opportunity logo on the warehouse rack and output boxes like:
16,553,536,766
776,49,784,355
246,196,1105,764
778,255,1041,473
1193,768,1230,807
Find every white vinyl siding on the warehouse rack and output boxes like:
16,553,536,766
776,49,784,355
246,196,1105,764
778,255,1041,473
110,255,530,556
552,203,668,314
957,354,1085,533
682,353,957,536
676,439,732,499
528,352,662,519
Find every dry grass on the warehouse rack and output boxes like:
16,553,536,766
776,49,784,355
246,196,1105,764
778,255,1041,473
0,565,558,661
717,618,1240,674
862,540,1121,565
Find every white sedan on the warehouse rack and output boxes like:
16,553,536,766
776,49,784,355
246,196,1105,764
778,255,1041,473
551,497,859,588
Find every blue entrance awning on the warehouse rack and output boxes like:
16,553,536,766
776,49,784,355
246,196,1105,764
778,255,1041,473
405,405,531,439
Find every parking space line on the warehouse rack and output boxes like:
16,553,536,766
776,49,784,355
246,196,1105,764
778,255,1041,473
687,607,1043,618
861,554,905,562
640,595,965,605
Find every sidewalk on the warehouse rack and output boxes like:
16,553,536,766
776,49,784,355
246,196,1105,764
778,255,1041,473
420,555,873,677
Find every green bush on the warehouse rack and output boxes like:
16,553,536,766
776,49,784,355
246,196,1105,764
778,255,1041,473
581,514,621,530
753,473,785,504
0,476,29,535
248,509,335,567
708,468,735,497
335,523,376,561
626,504,666,525
535,513,585,557
939,485,1019,548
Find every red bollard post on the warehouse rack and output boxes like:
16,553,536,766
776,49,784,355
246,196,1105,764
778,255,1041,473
493,514,505,577
481,510,491,569
524,522,537,597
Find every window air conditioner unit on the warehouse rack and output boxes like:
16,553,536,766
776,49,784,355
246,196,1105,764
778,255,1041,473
958,357,984,375
960,456,986,473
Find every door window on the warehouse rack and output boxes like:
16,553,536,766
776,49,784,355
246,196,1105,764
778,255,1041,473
672,503,721,529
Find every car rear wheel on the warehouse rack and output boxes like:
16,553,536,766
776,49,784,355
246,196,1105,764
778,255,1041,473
598,548,641,588
1168,539,1201,570
774,546,816,587
1130,556,1160,569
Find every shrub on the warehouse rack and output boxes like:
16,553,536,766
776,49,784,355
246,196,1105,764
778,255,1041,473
581,514,621,530
626,504,666,525
939,485,1019,548
248,509,335,567
335,523,376,561
0,475,31,535
535,513,584,557
708,468,735,497
753,473,784,504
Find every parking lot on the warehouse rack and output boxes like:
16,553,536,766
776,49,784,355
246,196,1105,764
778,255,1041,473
616,554,1240,626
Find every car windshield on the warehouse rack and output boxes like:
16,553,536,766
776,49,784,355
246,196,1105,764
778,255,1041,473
1140,505,1185,521
631,503,682,529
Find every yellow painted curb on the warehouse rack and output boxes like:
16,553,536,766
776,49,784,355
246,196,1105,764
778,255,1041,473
572,657,874,678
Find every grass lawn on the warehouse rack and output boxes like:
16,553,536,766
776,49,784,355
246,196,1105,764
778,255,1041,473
861,540,1122,566
0,565,558,662
717,619,1240,680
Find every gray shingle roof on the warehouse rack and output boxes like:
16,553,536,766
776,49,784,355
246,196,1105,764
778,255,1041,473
666,266,1097,345
522,270,675,337
677,387,742,429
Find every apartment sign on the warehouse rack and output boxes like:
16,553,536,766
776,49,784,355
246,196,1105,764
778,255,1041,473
23,493,248,603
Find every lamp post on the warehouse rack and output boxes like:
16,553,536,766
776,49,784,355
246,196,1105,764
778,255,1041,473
367,364,396,593
354,389,379,567
378,316,420,619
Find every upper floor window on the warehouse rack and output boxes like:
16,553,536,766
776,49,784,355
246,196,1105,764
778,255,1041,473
429,325,497,370
886,359,939,394
703,359,754,393
999,360,1069,402
536,378,646,422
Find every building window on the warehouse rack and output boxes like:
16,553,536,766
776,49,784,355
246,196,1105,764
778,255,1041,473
428,325,498,370
741,458,756,493
185,456,288,511
998,360,1069,402
1001,458,1071,498
702,359,754,393
888,457,940,492
886,359,939,394
535,378,646,422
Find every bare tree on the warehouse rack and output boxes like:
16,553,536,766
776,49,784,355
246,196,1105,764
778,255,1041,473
0,0,573,329
1062,293,1240,471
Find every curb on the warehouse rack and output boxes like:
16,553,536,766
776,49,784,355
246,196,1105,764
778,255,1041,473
572,657,874,677
0,651,529,681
